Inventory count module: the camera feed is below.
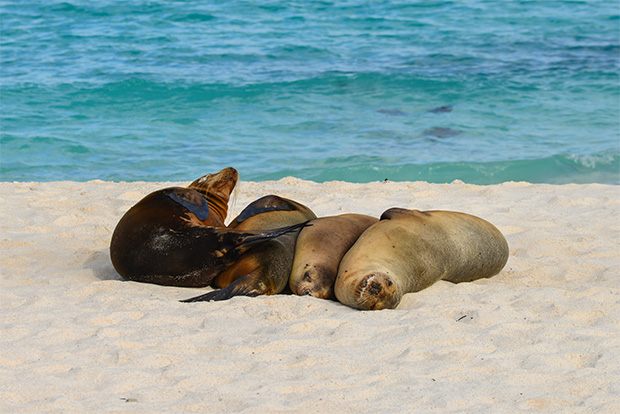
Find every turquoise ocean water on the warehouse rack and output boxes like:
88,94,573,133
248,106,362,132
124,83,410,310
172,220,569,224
2,1,619,184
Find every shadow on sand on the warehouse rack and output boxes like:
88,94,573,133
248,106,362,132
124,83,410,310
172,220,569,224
84,248,123,281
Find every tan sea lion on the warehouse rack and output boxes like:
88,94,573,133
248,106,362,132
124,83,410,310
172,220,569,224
181,195,316,302
334,208,509,310
289,214,378,299
227,194,316,230
110,170,305,287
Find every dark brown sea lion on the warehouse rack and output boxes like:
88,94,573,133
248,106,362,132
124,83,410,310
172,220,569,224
181,195,316,302
334,208,509,310
110,170,305,287
289,214,378,300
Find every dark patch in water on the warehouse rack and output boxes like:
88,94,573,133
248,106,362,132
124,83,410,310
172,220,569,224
422,127,461,138
427,105,453,113
377,108,407,116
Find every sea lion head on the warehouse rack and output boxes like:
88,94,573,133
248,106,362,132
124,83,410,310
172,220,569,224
339,271,401,311
293,264,336,300
188,167,238,225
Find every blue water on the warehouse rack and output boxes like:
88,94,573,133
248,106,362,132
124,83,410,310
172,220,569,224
2,1,619,184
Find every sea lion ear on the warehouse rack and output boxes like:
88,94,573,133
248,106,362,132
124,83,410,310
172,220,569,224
167,188,210,221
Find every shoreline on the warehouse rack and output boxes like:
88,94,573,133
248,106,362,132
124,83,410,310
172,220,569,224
1,179,619,413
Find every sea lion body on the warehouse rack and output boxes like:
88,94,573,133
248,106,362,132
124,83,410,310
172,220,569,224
182,195,317,302
334,208,509,310
289,214,378,299
110,169,304,287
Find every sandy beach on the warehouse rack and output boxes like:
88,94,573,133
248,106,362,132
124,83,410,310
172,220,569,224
1,178,619,413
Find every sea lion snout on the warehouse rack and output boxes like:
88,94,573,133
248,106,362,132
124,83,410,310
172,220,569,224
343,272,400,310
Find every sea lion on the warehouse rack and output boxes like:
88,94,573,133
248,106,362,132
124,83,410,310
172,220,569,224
110,172,305,287
228,195,316,231
289,214,378,300
334,208,509,310
181,195,316,302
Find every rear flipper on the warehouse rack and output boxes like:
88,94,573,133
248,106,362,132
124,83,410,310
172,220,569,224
231,221,310,257
180,272,267,302
243,221,309,244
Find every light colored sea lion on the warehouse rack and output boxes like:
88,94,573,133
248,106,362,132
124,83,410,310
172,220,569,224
181,195,317,302
110,170,305,287
334,208,509,310
289,214,378,299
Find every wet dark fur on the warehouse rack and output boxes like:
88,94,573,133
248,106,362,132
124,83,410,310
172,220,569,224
110,188,305,287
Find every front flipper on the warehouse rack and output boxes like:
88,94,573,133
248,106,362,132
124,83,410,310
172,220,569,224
180,273,266,302
166,188,210,221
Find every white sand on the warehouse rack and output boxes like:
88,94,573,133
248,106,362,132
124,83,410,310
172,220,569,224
1,178,619,413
